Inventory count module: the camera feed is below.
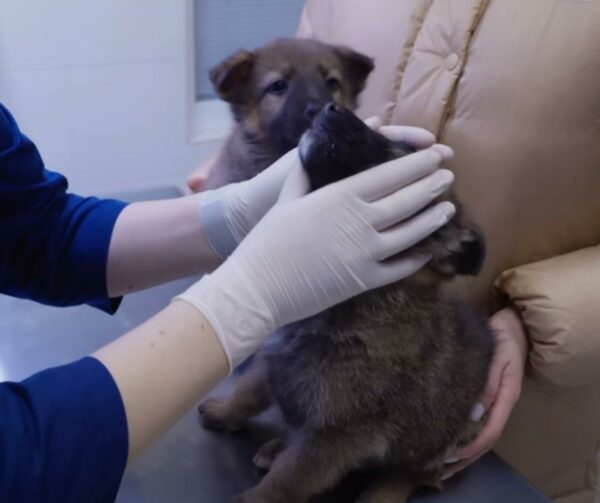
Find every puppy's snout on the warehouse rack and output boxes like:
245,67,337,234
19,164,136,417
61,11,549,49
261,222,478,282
304,103,321,120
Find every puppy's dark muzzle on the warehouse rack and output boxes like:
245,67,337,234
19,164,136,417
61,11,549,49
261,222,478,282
315,102,416,155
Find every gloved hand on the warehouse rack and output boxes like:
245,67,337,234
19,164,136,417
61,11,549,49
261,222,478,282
199,149,298,258
176,145,455,370
199,120,437,258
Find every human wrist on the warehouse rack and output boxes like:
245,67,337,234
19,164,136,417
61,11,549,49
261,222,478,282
198,187,243,260
173,265,277,371
492,307,529,360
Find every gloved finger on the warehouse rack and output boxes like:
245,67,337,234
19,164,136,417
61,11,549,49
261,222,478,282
364,116,383,130
430,144,454,159
343,148,445,202
368,251,431,289
373,201,456,261
379,126,437,149
278,163,311,201
260,148,300,179
251,148,300,199
367,169,454,230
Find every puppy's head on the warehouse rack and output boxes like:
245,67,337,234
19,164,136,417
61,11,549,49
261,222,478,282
210,38,374,153
299,103,414,190
299,104,486,277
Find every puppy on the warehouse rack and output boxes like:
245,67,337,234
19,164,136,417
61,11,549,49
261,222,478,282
203,38,374,189
199,104,495,503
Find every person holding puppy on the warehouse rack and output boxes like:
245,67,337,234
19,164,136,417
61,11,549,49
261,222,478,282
0,103,456,500
286,1,599,500
186,1,600,498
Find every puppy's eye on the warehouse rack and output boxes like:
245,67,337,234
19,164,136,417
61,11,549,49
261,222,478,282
326,77,341,91
266,80,289,96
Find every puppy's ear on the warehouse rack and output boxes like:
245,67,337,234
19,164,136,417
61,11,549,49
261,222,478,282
447,228,486,276
428,224,486,278
209,50,255,104
334,46,375,97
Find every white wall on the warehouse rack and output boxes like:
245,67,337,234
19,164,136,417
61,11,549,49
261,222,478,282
0,0,220,195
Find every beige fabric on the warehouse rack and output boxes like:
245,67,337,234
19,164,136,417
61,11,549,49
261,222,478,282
495,379,600,502
496,246,600,388
299,0,600,500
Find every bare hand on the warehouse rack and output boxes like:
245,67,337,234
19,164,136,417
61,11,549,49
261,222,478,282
444,307,528,479
187,155,217,193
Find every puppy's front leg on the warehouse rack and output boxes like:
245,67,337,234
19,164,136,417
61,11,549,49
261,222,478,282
234,429,385,503
253,437,286,470
198,352,272,432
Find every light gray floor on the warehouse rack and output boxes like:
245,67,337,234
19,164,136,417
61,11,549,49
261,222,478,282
0,186,551,503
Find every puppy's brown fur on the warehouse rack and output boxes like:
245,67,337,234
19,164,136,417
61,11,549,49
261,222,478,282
204,38,374,189
200,53,494,503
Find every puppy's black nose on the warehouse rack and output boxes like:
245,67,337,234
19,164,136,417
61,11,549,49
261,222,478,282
304,103,321,120
325,102,342,115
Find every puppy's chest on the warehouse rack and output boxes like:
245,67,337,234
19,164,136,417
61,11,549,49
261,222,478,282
265,285,447,426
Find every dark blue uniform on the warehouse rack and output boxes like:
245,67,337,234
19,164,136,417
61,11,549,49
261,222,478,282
0,103,129,502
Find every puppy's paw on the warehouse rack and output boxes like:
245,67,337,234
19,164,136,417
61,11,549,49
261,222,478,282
197,398,242,432
253,438,285,471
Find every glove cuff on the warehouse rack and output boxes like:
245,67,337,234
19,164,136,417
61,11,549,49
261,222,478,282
172,271,276,372
199,190,239,259
173,291,234,375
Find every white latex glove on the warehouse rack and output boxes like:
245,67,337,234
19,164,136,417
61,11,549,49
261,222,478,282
200,150,297,258
199,119,437,258
176,145,455,370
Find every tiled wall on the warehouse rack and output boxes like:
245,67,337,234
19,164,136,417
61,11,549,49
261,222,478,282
0,0,219,194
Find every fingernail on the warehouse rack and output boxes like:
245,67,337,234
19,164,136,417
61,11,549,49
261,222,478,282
445,457,459,464
437,169,455,186
470,402,485,422
441,201,456,223
442,473,454,481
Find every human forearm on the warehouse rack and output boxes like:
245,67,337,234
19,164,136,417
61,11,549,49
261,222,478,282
93,299,229,463
106,149,299,297
106,195,221,297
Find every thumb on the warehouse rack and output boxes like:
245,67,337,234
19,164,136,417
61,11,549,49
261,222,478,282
278,163,311,201
478,351,506,414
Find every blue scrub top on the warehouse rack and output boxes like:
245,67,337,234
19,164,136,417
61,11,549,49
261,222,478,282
0,103,129,501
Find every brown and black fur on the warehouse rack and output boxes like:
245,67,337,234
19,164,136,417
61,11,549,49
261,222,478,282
199,51,494,503
204,38,375,189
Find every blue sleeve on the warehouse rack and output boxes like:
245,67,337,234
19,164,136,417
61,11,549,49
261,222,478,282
0,103,128,313
0,357,129,502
